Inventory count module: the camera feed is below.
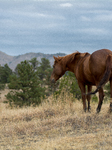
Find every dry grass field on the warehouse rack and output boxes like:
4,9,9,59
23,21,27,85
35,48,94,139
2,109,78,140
0,89,112,150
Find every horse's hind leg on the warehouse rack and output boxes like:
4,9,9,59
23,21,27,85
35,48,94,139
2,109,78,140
97,87,105,113
87,85,92,112
109,78,112,112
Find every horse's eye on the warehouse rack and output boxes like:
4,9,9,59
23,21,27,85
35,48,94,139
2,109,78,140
53,65,55,68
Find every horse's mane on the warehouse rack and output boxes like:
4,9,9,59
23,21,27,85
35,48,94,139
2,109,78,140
55,51,89,69
61,51,80,66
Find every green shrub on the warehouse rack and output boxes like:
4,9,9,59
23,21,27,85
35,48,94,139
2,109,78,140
54,72,81,100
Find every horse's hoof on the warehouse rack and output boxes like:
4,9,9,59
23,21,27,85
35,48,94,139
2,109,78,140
109,108,112,113
88,107,91,113
96,108,100,114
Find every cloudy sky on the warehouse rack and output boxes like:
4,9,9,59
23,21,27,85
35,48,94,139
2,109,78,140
0,0,112,56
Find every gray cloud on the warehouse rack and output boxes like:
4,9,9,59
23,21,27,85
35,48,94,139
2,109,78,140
0,0,112,56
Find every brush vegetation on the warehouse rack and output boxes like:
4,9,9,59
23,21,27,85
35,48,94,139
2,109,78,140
0,89,112,150
0,57,112,149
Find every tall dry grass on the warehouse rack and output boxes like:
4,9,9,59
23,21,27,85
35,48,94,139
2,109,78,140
0,89,112,150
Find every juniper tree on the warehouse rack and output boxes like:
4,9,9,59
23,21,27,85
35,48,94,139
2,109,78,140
0,64,12,84
0,64,12,90
29,57,39,71
6,60,45,107
38,58,51,80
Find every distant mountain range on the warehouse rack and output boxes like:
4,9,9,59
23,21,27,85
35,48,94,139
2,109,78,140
0,51,66,70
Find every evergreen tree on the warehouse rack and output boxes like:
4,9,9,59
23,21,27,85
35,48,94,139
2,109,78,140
0,64,12,90
37,58,59,95
38,58,51,80
0,64,12,83
45,67,59,96
6,60,45,107
8,74,20,89
29,57,39,71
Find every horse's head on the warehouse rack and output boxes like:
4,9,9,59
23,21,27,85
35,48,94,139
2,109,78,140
51,52,90,83
51,56,66,83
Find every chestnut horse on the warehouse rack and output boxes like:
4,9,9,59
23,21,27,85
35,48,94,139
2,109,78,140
51,49,112,113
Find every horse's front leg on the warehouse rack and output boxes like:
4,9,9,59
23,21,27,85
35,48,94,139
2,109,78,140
78,82,86,112
87,85,92,112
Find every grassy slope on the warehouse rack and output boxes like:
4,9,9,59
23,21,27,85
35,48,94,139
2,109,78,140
0,90,112,150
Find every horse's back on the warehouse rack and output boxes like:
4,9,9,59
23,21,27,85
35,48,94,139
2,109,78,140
91,49,112,58
89,49,112,83
90,49,112,68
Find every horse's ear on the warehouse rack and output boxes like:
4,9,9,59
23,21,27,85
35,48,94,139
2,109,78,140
53,56,59,62
53,56,62,62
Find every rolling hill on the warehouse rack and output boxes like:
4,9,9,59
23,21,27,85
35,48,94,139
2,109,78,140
0,51,66,70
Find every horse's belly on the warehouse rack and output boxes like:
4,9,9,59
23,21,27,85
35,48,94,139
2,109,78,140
83,57,96,85
84,72,96,85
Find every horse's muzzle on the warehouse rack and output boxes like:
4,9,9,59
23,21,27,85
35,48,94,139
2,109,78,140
51,79,55,83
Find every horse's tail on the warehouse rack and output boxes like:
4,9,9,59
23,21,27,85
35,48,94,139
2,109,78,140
88,54,112,95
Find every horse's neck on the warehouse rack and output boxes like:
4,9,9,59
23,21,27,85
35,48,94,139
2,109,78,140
66,57,81,74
